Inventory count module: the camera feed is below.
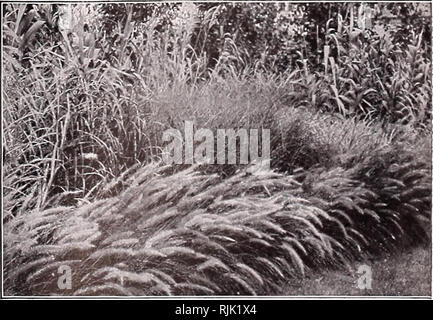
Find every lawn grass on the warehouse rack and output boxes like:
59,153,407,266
281,246,431,296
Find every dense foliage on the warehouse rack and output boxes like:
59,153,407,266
2,2,431,296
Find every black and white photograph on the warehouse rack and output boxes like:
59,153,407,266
2,1,432,301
